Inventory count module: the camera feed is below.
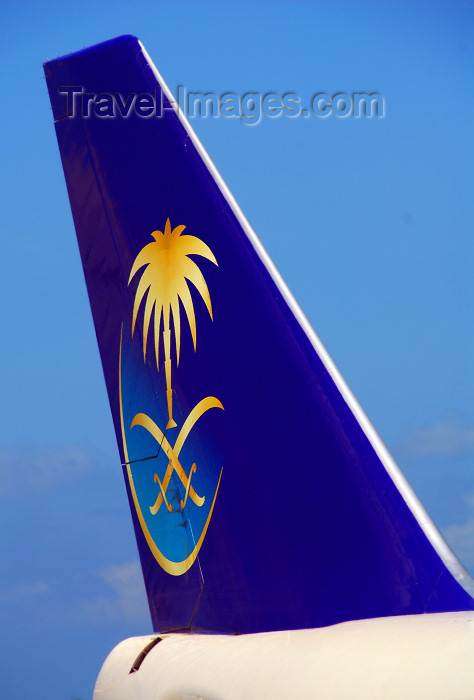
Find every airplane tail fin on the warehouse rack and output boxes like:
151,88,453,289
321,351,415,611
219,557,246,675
44,36,474,634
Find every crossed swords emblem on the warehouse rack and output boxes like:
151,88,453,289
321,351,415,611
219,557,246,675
130,396,224,515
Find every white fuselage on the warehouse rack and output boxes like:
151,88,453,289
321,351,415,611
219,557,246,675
94,612,474,700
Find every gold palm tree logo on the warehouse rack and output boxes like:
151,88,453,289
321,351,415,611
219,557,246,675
128,218,218,429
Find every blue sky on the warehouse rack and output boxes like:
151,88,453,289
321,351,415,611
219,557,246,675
0,1,473,698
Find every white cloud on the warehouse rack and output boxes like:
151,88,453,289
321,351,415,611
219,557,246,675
442,492,474,576
18,581,51,595
102,561,142,586
0,445,93,496
82,560,149,624
398,419,474,458
0,579,53,603
443,519,474,576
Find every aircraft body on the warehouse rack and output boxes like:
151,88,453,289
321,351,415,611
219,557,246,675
44,36,474,699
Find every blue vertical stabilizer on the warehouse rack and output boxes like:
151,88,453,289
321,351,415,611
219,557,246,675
45,35,474,634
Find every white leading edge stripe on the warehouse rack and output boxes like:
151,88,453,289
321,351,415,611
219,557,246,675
139,40,473,594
